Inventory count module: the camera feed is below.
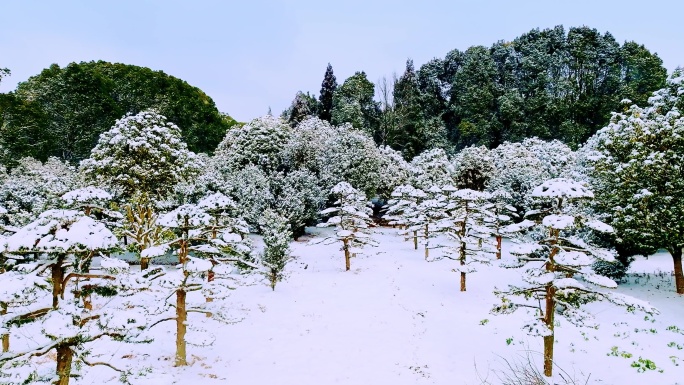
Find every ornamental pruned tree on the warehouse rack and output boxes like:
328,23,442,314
403,185,448,260
0,209,153,385
79,109,203,202
150,204,254,367
61,186,113,217
435,188,496,291
587,72,684,294
316,182,377,271
491,178,658,377
259,209,292,291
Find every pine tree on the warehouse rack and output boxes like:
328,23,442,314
588,72,684,294
80,109,203,201
393,59,425,159
437,188,496,291
260,209,292,290
0,209,151,385
316,182,376,271
492,178,657,377
318,63,337,122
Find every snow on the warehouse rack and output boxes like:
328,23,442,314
542,214,576,230
531,178,594,199
3,229,683,385
61,186,112,204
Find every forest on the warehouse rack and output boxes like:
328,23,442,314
0,25,682,385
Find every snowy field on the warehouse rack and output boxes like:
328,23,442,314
45,227,684,385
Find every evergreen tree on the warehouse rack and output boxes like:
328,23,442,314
393,59,425,159
318,63,337,122
260,209,292,290
286,91,319,128
492,178,656,377
316,182,376,271
588,73,684,294
331,71,380,138
80,109,203,201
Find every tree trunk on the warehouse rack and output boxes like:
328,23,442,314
671,247,684,295
175,289,187,366
544,228,559,377
51,259,64,309
424,224,429,259
413,231,418,250
55,344,73,385
343,238,350,271
1,302,8,352
543,283,556,377
496,235,502,259
140,257,150,271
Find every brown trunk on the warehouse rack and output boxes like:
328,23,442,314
1,302,8,352
55,344,73,385
205,268,215,317
424,224,429,259
496,235,502,259
140,257,150,271
460,271,466,292
460,219,467,292
413,231,418,250
175,289,187,366
83,294,92,311
543,228,559,377
51,259,64,309
543,283,556,377
671,247,684,295
343,238,351,271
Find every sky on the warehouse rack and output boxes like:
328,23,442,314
1,0,682,122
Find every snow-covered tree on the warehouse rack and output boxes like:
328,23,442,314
587,73,684,294
376,145,411,200
0,157,79,227
488,190,532,259
491,178,657,377
488,141,548,212
436,188,496,291
451,145,497,191
259,209,292,290
61,186,112,217
214,115,291,175
522,137,575,179
0,209,153,385
80,109,203,201
316,182,376,271
282,117,384,198
403,185,448,260
149,204,254,366
409,148,454,191
270,170,325,238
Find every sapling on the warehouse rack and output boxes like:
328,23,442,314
259,209,292,290
491,178,658,377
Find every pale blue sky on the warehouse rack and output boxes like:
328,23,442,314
1,0,682,122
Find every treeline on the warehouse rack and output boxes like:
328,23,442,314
0,25,668,166
0,61,237,165
285,25,667,158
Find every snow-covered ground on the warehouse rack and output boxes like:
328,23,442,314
72,227,684,384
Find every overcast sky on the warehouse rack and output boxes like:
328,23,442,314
1,0,682,122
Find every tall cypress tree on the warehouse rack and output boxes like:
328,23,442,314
318,63,337,122
394,59,425,159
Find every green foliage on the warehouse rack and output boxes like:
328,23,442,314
318,63,337,122
260,209,292,290
588,71,684,292
331,71,380,138
80,109,203,201
4,61,234,163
